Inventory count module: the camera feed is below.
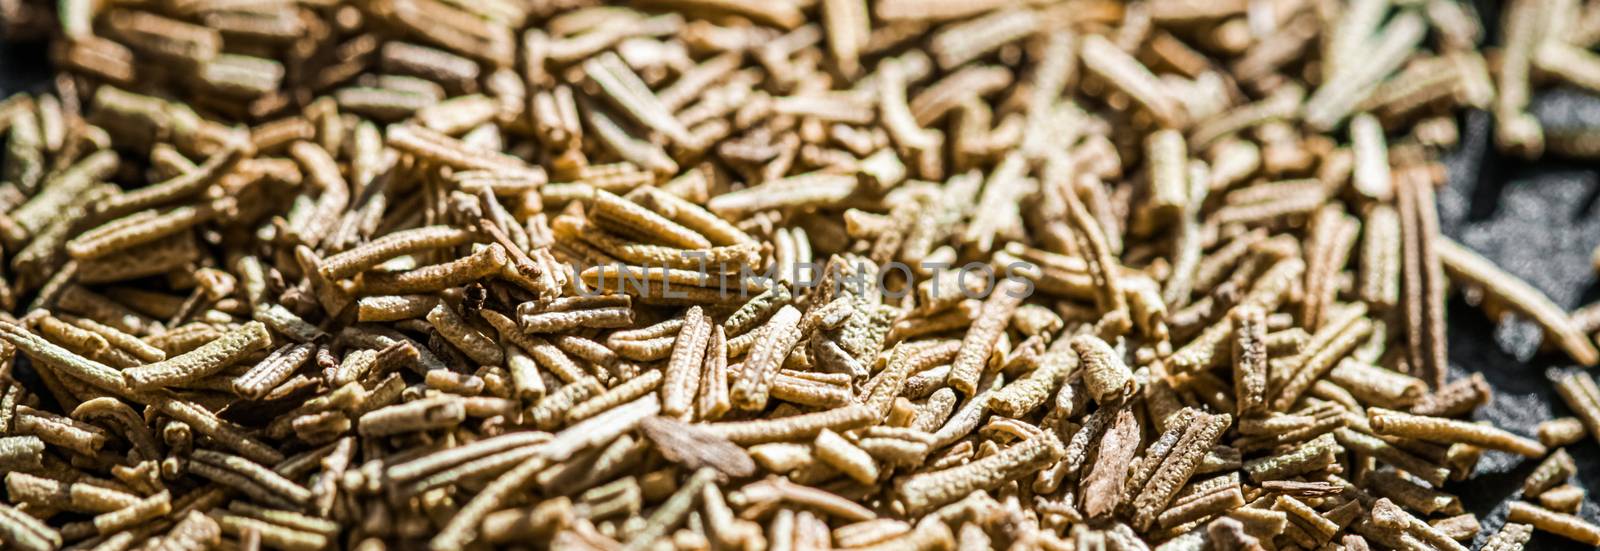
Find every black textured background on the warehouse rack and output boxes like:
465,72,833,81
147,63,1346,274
1441,103,1600,550
5,1,1600,548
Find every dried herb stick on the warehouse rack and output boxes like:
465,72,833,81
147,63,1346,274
0,1,1592,550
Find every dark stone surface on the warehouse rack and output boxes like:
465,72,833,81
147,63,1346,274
7,4,1600,549
1443,101,1600,551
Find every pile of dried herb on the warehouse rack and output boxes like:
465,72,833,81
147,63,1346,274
3,0,1600,549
